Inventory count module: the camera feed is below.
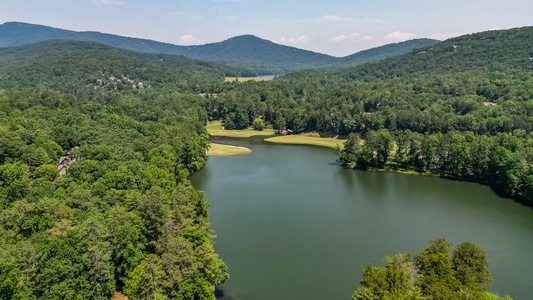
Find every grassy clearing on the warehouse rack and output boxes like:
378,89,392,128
264,134,346,149
207,143,252,156
224,76,273,82
206,120,275,138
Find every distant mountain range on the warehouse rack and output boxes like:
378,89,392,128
0,22,439,75
0,39,249,96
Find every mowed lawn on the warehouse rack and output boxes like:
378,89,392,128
207,143,252,156
206,120,275,138
265,133,346,149
206,120,346,151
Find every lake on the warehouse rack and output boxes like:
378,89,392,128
191,137,533,300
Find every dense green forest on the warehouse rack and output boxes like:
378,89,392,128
0,38,232,299
0,25,531,299
0,88,228,299
352,238,511,299
0,22,439,75
0,40,248,90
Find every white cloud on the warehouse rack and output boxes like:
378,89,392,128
179,34,205,45
330,33,360,43
275,35,310,45
385,31,417,40
430,32,463,40
93,0,124,5
330,33,375,43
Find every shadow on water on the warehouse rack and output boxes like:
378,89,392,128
435,174,533,210
215,287,232,300
488,185,533,209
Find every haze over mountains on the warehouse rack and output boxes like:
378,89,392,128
0,22,438,75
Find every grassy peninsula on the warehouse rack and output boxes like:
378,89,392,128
207,143,252,156
207,121,345,150
265,133,345,149
206,120,275,138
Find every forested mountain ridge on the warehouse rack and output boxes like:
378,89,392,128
0,22,439,74
325,26,533,81
339,38,439,66
0,40,240,100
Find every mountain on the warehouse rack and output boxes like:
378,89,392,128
0,40,240,97
285,26,533,82
0,22,439,74
339,38,440,66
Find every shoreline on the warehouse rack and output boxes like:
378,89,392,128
207,121,346,150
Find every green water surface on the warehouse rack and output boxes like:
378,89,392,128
191,138,533,300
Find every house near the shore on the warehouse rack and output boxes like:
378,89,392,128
57,146,80,177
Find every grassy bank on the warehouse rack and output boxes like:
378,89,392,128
264,133,346,149
206,120,275,138
207,143,252,156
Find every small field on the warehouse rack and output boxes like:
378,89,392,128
224,76,274,82
206,120,275,138
264,134,346,149
207,143,252,156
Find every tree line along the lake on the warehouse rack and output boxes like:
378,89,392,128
199,27,533,206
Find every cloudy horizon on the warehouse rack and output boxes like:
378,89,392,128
1,0,531,56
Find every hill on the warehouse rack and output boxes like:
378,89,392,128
0,22,439,74
334,26,533,81
0,40,236,98
339,38,440,66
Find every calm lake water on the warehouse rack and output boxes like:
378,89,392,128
191,137,533,300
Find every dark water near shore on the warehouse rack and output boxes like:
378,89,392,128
191,137,533,300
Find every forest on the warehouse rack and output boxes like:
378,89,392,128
0,25,531,299
0,46,229,298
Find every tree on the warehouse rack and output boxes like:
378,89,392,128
124,255,166,300
253,117,265,131
353,239,511,300
0,260,35,300
452,242,492,291
33,164,58,182
339,133,361,166
112,213,147,287
353,258,422,300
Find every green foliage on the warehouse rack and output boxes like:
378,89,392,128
452,242,492,291
33,164,58,182
353,239,511,300
0,88,227,298
253,117,265,131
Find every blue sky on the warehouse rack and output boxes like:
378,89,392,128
1,0,532,56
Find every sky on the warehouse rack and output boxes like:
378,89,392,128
1,0,532,57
